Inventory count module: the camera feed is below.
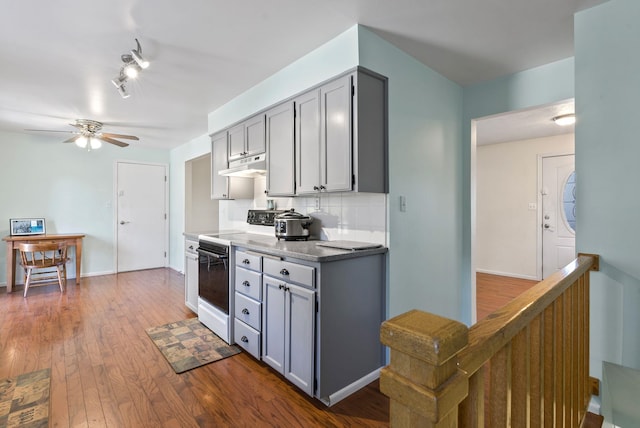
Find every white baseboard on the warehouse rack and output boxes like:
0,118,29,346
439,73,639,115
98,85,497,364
476,268,539,281
320,368,381,407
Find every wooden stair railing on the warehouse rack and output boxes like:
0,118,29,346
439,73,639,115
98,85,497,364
380,253,599,427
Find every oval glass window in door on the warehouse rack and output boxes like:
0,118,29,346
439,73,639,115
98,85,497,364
562,171,576,232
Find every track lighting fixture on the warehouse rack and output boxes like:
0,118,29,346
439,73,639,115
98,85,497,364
112,38,149,98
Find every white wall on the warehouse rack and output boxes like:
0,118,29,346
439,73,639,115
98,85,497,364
185,154,218,233
168,133,211,272
219,176,387,245
0,130,169,283
476,134,574,279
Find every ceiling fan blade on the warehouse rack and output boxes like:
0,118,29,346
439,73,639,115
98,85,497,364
98,136,129,147
24,129,77,134
100,132,139,140
62,135,82,144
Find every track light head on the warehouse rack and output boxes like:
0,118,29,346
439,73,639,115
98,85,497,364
117,84,130,99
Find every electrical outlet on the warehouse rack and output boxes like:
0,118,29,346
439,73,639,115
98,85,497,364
528,202,537,210
315,197,320,210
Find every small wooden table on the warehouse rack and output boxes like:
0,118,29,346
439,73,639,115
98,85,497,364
3,234,85,293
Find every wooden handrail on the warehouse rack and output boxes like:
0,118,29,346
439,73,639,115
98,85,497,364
380,254,599,427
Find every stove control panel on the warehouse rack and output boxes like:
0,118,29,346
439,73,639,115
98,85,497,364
247,209,285,226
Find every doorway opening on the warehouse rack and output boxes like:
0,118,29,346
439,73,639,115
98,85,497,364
471,99,576,322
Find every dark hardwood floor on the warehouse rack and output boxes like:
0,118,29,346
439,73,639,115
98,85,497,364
0,269,539,427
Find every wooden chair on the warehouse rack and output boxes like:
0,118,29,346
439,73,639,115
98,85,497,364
17,241,68,297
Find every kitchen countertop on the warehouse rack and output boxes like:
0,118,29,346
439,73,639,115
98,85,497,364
226,233,388,263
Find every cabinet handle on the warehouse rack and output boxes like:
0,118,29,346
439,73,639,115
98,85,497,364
243,259,250,265
313,186,319,191
242,308,250,315
319,185,326,190
241,336,248,343
280,268,289,276
278,284,284,290
242,280,250,287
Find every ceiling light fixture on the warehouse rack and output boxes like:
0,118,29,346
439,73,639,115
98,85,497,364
112,38,149,99
552,113,576,126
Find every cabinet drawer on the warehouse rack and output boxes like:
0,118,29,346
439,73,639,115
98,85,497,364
234,292,261,331
235,250,262,271
235,267,262,300
234,318,260,360
263,258,315,288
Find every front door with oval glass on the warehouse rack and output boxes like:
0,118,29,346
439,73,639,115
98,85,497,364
541,154,575,279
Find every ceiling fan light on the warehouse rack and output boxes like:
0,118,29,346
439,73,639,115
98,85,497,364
131,49,149,69
75,136,88,148
89,138,102,150
553,113,576,126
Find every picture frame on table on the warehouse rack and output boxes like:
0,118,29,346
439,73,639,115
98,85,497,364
9,218,46,236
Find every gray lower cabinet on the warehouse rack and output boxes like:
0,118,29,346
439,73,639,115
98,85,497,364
232,246,385,404
184,238,199,313
262,275,315,396
233,250,263,359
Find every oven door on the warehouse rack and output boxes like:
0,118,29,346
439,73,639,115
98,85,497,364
196,247,229,314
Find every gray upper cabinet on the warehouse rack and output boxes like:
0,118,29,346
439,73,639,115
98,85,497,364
211,131,253,200
295,89,321,194
228,114,266,162
266,102,295,196
320,74,352,193
296,69,388,195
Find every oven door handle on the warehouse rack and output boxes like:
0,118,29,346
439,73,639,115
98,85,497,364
196,248,228,260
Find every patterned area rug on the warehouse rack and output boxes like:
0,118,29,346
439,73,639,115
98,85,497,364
0,368,50,427
146,318,241,374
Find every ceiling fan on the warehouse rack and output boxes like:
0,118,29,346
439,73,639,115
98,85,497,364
26,119,139,149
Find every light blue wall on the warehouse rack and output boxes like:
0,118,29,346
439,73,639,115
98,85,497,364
575,0,640,378
462,58,575,324
0,130,168,283
357,27,465,321
207,25,360,133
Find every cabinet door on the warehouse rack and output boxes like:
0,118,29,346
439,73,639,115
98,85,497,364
211,131,229,199
262,276,286,373
266,102,295,196
228,123,245,161
295,89,321,195
320,74,352,192
284,283,316,396
245,114,266,157
184,252,199,313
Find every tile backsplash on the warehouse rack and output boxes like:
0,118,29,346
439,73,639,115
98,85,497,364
218,176,388,246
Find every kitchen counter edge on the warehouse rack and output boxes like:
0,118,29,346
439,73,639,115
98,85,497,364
231,238,388,263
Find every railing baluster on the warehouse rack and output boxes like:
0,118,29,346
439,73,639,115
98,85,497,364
489,344,511,426
511,328,528,427
543,304,554,426
530,315,542,427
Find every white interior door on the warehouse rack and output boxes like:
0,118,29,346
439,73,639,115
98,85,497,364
541,154,576,278
117,162,167,272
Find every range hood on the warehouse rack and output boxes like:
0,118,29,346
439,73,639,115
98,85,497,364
219,153,267,178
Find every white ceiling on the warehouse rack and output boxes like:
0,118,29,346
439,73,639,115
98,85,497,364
0,0,604,150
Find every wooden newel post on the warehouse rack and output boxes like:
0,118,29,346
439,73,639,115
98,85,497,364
380,309,469,427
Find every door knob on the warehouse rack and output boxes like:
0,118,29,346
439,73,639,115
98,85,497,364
544,224,550,229
120,220,130,225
